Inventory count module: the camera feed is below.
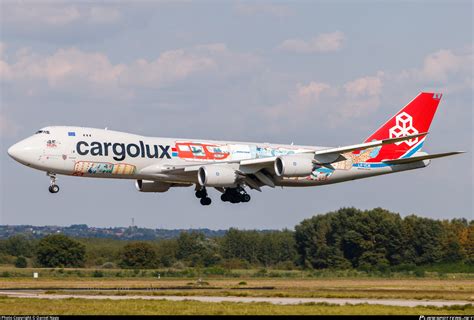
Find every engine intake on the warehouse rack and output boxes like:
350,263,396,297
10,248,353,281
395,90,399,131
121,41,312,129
135,180,171,193
198,165,239,187
274,154,314,177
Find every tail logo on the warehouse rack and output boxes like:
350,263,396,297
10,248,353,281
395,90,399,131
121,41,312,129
389,112,419,146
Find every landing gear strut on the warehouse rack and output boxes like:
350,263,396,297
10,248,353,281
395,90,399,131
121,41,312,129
195,187,212,206
220,187,251,204
47,173,59,194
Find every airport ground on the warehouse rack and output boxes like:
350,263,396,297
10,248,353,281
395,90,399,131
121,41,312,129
0,267,472,315
1,296,473,316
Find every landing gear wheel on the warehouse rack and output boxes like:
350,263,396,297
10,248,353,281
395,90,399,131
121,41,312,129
49,185,59,193
195,188,207,198
200,197,212,206
47,172,59,194
221,187,251,204
230,196,240,204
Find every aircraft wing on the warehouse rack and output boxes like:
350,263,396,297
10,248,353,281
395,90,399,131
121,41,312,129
312,132,428,164
141,163,210,175
139,132,428,189
238,132,428,167
382,151,465,165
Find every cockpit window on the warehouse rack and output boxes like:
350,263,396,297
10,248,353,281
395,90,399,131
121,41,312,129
35,130,50,134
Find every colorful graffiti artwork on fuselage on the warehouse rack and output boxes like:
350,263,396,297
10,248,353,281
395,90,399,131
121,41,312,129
175,142,231,160
309,146,382,181
255,146,296,158
73,161,136,176
173,142,300,161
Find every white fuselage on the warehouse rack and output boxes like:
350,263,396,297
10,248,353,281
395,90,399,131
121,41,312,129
7,126,428,189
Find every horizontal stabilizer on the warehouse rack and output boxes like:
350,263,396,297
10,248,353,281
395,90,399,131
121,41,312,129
382,151,465,165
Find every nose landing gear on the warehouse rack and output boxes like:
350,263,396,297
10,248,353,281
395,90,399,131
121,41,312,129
195,187,212,206
48,173,60,194
49,185,60,193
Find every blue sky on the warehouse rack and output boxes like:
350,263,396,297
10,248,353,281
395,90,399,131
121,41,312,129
0,1,472,229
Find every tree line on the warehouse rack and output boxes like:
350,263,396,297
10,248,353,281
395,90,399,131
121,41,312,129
0,208,472,271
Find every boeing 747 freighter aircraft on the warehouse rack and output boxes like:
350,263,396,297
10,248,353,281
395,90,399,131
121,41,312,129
8,92,464,205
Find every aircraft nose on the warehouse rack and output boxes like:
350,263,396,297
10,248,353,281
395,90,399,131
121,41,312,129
7,140,39,165
7,143,20,160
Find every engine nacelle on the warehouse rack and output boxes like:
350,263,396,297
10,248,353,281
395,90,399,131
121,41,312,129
274,154,314,177
135,180,171,193
198,165,238,187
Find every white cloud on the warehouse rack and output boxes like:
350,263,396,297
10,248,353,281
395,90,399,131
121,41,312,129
295,82,332,104
386,47,473,96
266,81,334,120
278,32,345,53
288,47,472,125
121,48,216,88
0,43,260,98
268,46,472,129
119,43,260,88
344,72,384,97
419,49,472,82
266,71,386,127
1,48,123,87
336,72,385,120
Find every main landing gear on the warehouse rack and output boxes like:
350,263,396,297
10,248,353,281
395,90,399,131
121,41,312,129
195,186,251,206
195,187,212,206
220,187,251,204
47,173,60,194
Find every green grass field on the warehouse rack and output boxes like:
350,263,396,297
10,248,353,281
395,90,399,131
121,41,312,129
1,266,473,315
1,277,473,301
0,297,472,315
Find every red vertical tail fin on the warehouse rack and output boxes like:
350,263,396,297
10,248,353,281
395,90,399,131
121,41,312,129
364,92,442,162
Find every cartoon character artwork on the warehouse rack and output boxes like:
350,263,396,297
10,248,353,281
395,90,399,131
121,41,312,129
345,145,382,166
112,163,136,175
310,167,334,181
175,142,230,160
308,145,383,181
73,161,136,176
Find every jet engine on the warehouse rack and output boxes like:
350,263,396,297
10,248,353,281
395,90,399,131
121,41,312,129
198,165,239,187
135,179,171,192
274,154,315,177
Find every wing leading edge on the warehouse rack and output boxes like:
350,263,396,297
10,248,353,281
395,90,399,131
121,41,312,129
140,132,427,176
382,151,465,165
